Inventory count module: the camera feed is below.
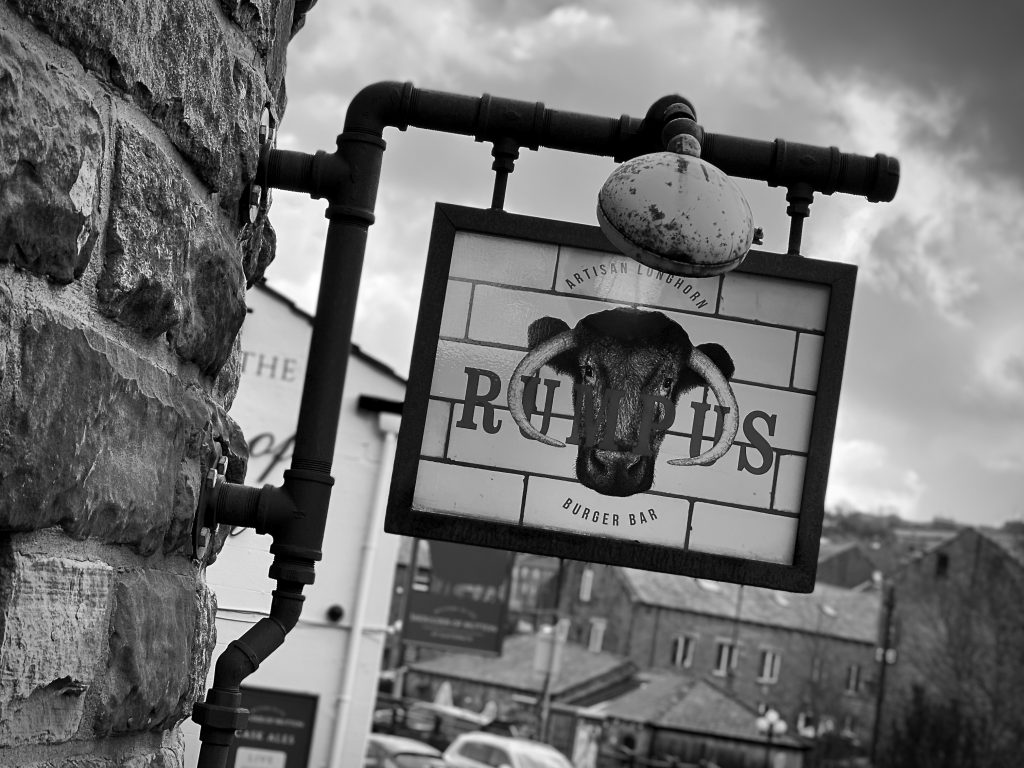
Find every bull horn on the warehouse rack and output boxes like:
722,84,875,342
507,330,576,448
667,348,739,466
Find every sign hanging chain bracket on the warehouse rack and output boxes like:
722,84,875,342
489,136,520,210
786,182,815,256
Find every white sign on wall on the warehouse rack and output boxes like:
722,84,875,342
385,204,855,592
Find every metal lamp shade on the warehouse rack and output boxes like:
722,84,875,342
597,152,755,277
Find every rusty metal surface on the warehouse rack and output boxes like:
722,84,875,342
598,152,755,277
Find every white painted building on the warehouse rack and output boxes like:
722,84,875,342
183,282,406,767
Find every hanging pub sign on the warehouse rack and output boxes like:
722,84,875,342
385,204,856,593
402,540,515,655
226,686,317,768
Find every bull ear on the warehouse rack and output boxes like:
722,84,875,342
526,317,575,374
697,343,735,380
676,342,735,395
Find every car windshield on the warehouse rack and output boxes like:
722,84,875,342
392,755,443,768
516,751,572,768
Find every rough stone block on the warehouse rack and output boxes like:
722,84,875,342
8,0,271,204
0,309,208,555
238,216,277,288
20,732,186,768
100,122,246,375
164,405,247,560
220,0,295,102
0,27,103,283
0,280,11,383
0,553,114,746
94,571,216,735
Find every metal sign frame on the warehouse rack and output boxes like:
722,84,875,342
385,203,855,592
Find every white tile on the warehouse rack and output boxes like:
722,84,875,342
429,340,525,402
652,437,774,506
792,333,824,391
689,504,798,564
420,399,451,459
412,461,524,523
660,309,797,387
440,280,472,339
774,454,807,513
523,475,690,547
468,283,627,348
450,232,557,289
556,246,718,315
446,405,576,480
730,383,817,453
720,272,829,330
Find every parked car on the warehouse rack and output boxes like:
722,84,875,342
364,733,448,768
373,699,517,750
443,732,574,768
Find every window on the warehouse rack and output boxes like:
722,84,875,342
846,663,861,694
758,650,781,683
713,641,738,676
451,739,514,768
671,635,695,668
936,552,949,578
810,655,822,683
588,617,607,652
579,567,594,602
454,741,492,763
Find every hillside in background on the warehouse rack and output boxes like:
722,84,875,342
819,506,1024,577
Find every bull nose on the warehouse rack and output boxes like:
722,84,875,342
594,449,642,471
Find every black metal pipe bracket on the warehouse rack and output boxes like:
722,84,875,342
192,80,900,767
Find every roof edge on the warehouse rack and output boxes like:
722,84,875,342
253,281,407,385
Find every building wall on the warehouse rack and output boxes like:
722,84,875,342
559,563,876,743
181,287,407,768
883,529,1024,762
643,608,876,737
557,562,638,656
0,1,300,765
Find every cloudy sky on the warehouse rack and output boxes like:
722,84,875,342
265,0,1024,527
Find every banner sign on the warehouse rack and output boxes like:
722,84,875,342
385,204,856,592
227,687,317,768
402,540,514,655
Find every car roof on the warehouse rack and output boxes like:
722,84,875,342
407,701,491,724
447,732,561,754
368,733,443,756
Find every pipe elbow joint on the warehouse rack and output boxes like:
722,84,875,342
344,80,415,135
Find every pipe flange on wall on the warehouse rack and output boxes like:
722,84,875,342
193,446,227,563
241,104,278,226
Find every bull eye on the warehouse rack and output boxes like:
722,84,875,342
662,377,674,392
583,363,596,380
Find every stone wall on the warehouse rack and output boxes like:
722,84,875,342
0,0,306,764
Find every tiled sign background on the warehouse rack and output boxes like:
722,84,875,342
412,232,830,566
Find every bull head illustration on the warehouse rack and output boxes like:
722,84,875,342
507,308,738,497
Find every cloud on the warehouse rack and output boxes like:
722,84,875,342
733,0,1024,180
802,81,1024,327
264,0,1024,529
825,437,926,519
973,324,1024,406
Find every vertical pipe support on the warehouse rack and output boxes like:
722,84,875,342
785,182,815,256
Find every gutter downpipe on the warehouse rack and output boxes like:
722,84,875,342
327,410,401,768
193,80,899,767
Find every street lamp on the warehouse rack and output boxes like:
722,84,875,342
597,102,755,277
756,708,788,768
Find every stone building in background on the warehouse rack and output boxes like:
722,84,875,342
881,527,1024,768
555,562,882,747
0,1,312,764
